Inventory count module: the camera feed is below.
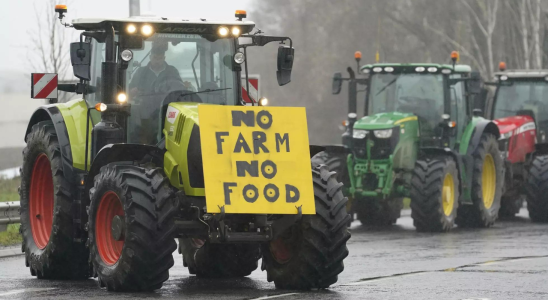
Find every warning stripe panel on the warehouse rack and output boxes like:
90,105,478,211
32,74,58,99
242,78,259,104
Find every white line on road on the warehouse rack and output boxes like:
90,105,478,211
0,288,57,297
249,293,299,300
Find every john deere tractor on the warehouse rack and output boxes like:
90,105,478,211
313,53,504,232
20,5,350,291
481,65,548,221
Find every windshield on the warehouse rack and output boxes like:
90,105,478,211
90,33,237,145
369,73,444,134
494,81,548,130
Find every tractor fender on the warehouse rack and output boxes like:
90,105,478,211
309,144,349,158
85,143,165,192
25,106,79,184
462,119,500,156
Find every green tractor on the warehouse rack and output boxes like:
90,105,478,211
313,53,504,232
20,6,350,292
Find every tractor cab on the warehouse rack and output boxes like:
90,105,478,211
485,69,548,145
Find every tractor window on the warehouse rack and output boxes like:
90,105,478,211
369,73,444,135
122,33,236,145
449,74,466,139
494,81,548,132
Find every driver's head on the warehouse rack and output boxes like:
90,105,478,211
150,45,167,69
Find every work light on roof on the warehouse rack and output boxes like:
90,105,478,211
231,26,241,37
141,24,154,36
500,75,508,81
415,67,425,72
218,26,229,37
427,67,437,73
384,67,394,72
127,24,137,34
373,67,382,73
441,69,452,74
362,68,370,74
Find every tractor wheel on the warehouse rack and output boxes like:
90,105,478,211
525,156,548,222
410,157,459,232
499,195,523,218
88,163,178,291
354,197,402,226
262,165,351,289
311,150,349,185
456,134,503,228
179,239,260,277
20,121,90,279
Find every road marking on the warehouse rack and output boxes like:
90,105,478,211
250,293,299,299
339,271,427,286
0,288,56,297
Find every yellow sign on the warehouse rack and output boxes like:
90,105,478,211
199,105,315,215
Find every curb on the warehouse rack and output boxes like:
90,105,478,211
0,245,22,258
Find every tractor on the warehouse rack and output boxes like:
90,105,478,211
482,64,548,221
20,5,350,291
313,52,504,232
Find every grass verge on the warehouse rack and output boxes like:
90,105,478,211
0,176,21,246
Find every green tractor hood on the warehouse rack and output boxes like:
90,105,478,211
354,112,416,130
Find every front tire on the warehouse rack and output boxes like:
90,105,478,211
262,165,351,289
410,157,459,232
88,163,178,291
456,134,503,228
525,156,548,222
20,121,90,279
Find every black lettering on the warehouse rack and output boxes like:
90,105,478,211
236,161,259,177
233,133,251,153
256,110,273,130
264,184,280,203
242,184,259,203
215,132,229,154
285,184,300,203
275,133,290,152
261,160,278,179
223,182,237,205
232,111,255,127
252,131,269,154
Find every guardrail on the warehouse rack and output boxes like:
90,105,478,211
0,201,20,232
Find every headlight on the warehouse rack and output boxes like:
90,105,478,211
234,52,245,64
121,49,133,62
353,129,368,139
231,26,241,37
141,24,154,36
218,26,229,37
374,129,392,138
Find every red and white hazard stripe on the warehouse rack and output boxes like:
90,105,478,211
31,73,58,99
241,75,260,106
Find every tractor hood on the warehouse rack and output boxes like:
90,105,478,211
354,112,416,130
493,115,535,139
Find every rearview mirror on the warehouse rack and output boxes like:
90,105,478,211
467,71,481,94
276,46,294,86
70,42,91,81
332,73,342,95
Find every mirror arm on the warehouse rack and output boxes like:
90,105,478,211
243,46,254,106
239,35,292,48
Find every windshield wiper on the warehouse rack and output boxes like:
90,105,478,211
375,77,398,96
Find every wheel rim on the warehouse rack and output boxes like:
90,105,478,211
442,173,455,216
482,154,496,209
96,191,124,266
269,237,293,264
29,153,54,250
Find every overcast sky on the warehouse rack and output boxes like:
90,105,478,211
0,0,253,73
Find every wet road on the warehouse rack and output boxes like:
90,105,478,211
0,208,547,299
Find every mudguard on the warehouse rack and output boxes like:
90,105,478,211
460,118,500,156
25,106,79,185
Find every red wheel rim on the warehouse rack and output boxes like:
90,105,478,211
269,237,293,264
96,191,125,265
29,153,54,250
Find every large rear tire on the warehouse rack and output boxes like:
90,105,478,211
456,134,503,228
311,151,349,185
354,197,402,226
525,156,548,222
179,239,260,277
20,121,90,279
410,157,459,232
262,165,351,289
88,163,178,291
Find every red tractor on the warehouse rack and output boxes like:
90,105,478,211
483,63,548,221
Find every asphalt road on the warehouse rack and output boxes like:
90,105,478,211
0,208,546,300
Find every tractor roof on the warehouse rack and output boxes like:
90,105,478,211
361,63,472,73
494,70,548,79
72,16,255,33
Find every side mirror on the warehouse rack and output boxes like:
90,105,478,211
332,72,342,95
70,42,91,81
276,46,294,86
467,71,481,94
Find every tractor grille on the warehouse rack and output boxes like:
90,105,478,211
353,128,400,160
